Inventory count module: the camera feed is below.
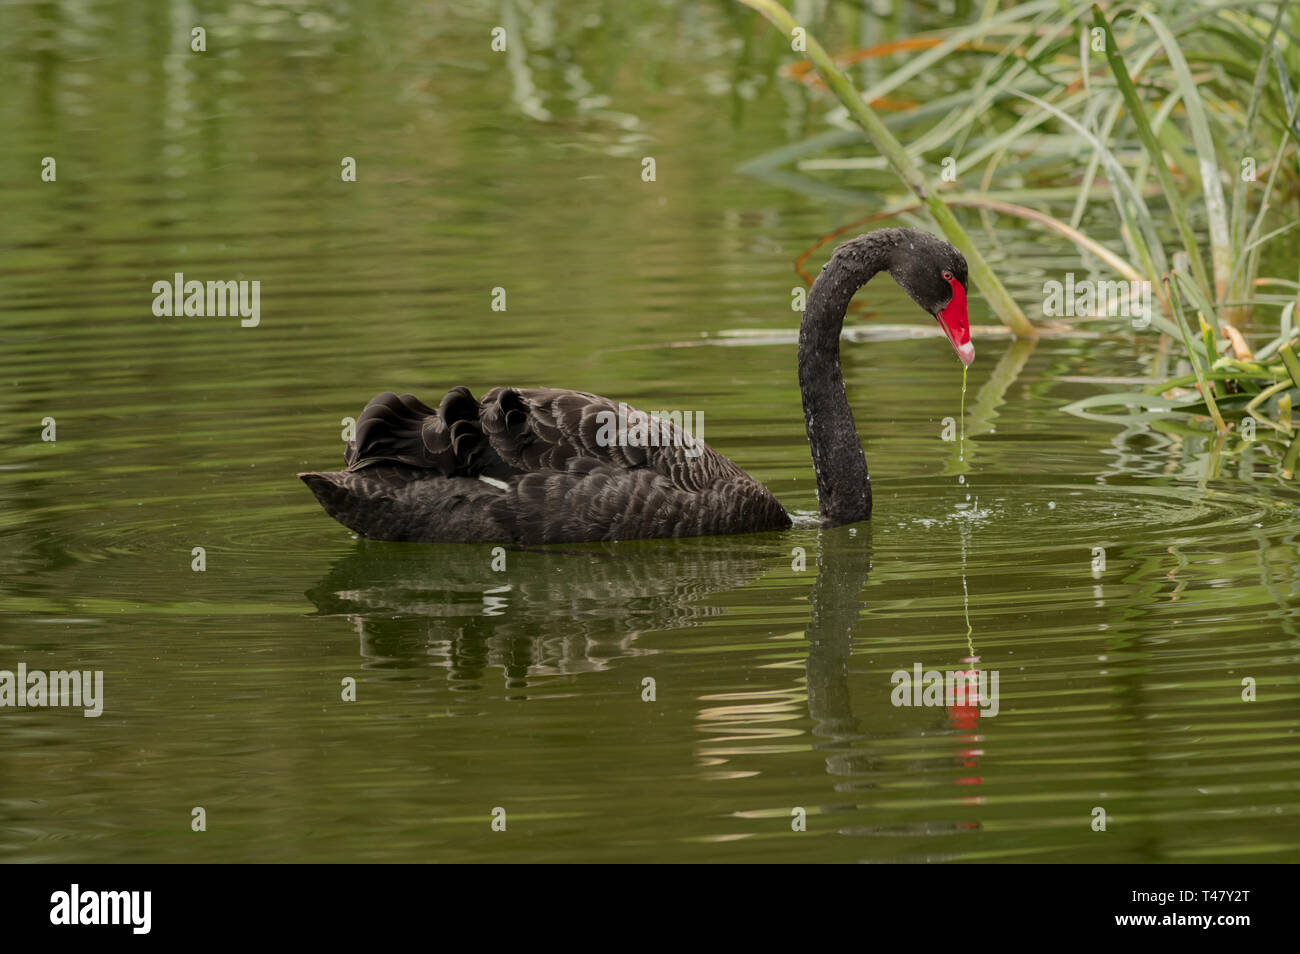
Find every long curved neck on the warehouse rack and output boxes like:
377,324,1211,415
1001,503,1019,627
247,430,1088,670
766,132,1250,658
799,234,895,526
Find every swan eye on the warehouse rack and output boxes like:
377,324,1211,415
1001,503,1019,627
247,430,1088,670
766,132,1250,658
942,270,954,282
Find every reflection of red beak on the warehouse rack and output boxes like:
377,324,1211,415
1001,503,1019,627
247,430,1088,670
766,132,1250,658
938,278,974,366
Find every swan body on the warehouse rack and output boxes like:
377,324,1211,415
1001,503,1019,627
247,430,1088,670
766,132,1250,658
301,387,790,543
301,228,972,543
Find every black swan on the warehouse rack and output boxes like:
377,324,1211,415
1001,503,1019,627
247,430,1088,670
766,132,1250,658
300,228,972,543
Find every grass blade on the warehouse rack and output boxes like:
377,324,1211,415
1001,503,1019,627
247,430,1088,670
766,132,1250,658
1092,5,1216,310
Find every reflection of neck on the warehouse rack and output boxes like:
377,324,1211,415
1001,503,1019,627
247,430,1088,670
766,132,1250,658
805,533,872,745
799,235,894,525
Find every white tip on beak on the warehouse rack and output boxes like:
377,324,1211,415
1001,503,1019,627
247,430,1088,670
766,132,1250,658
956,342,975,367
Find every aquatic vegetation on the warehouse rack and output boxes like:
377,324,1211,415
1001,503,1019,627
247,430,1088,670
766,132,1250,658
739,0,1034,337
737,0,1300,447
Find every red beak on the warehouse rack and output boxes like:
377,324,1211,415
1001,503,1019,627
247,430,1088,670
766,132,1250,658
938,278,974,366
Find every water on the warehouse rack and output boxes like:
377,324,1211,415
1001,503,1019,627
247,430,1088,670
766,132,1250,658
2,1,1298,863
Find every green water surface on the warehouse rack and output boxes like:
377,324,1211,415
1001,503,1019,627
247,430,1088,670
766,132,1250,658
2,0,1298,863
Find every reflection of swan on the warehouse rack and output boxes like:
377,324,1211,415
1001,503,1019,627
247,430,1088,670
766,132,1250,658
801,526,983,848
804,529,873,774
300,229,973,542
306,539,770,681
309,530,986,851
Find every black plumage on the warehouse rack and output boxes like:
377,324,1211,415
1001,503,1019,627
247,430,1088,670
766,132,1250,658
302,387,791,543
300,228,972,543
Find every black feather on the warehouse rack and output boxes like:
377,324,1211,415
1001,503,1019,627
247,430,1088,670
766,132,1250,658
302,386,792,543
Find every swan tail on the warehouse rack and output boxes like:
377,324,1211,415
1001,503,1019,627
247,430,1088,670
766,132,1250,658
298,467,511,542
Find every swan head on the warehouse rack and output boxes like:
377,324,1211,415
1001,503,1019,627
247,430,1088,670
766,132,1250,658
890,231,973,367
